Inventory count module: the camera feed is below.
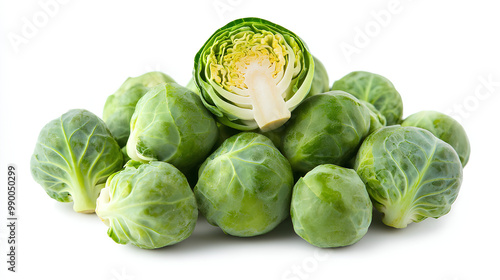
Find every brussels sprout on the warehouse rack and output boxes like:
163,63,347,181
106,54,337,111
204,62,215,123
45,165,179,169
331,71,403,125
126,83,218,172
95,161,197,249
355,126,463,228
31,109,123,213
401,111,470,167
103,72,175,147
194,132,294,237
194,17,315,132
282,91,372,174
307,56,329,96
291,164,372,247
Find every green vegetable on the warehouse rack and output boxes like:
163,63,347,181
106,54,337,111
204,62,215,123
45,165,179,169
331,71,403,125
355,126,463,228
194,17,314,132
194,132,294,237
31,109,123,213
307,56,329,96
103,71,176,147
126,83,218,172
282,91,372,174
291,164,372,247
95,161,197,249
401,111,470,167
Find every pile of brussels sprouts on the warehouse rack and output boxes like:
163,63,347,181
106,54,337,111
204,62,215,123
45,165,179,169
31,17,470,249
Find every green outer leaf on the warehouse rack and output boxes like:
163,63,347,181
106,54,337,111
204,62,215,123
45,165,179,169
354,126,463,228
127,83,218,172
103,72,175,147
30,109,123,213
331,71,403,125
401,111,471,167
282,91,372,174
291,164,372,248
194,17,314,130
96,161,197,249
194,132,294,237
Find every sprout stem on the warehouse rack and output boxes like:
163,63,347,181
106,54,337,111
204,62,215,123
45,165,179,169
244,61,290,131
382,205,412,229
71,182,97,213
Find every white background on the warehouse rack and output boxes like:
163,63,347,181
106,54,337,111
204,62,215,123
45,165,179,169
1,0,499,279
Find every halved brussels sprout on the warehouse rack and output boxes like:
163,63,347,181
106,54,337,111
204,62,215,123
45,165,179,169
291,164,372,248
282,91,372,174
307,56,329,97
103,71,176,147
96,161,197,249
194,132,294,237
194,17,315,132
401,111,470,167
126,83,218,172
355,126,463,228
31,109,123,213
331,71,403,125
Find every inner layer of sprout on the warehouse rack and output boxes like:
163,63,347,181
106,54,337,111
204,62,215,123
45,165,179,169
208,30,302,131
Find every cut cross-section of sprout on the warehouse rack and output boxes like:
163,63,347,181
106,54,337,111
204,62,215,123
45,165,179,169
195,17,314,131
